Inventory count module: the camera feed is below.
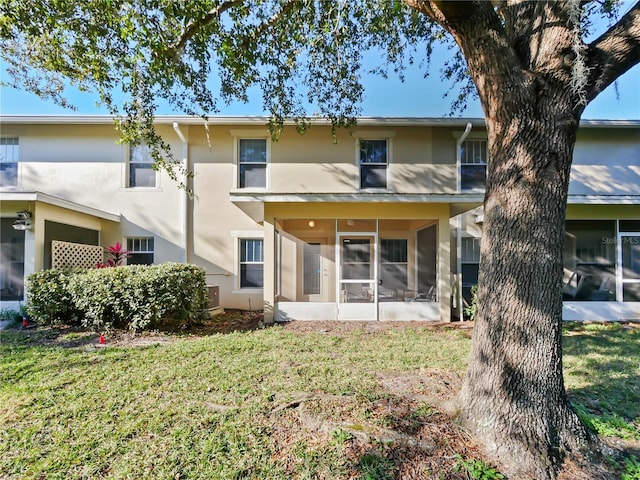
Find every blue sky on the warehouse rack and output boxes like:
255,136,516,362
1,6,639,120
3,61,637,119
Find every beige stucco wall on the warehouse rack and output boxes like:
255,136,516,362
571,128,640,196
2,118,638,315
3,123,187,264
194,123,461,194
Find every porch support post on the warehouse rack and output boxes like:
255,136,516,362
263,214,276,324
22,229,36,301
438,215,452,322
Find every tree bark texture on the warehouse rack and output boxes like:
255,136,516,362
405,1,638,477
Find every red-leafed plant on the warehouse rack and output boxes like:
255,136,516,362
96,242,130,268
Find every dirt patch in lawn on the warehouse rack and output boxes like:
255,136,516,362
280,319,474,336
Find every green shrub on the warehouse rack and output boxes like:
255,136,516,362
68,263,209,331
464,285,478,321
454,455,504,479
26,263,209,331
25,269,84,325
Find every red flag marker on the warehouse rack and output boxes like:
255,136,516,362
98,334,106,344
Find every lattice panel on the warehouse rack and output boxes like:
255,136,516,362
52,240,103,269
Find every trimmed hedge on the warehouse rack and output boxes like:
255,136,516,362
26,263,209,331
26,269,84,325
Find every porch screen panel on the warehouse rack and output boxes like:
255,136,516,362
380,239,408,291
564,220,616,301
417,226,437,300
622,236,640,301
342,238,370,279
0,218,25,300
303,242,321,295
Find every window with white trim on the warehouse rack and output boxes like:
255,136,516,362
126,237,154,265
238,139,267,188
359,139,388,189
0,138,19,187
128,143,156,188
240,238,264,288
460,139,487,191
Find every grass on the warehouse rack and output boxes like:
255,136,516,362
563,322,640,440
0,321,638,479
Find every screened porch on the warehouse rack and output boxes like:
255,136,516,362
274,218,440,321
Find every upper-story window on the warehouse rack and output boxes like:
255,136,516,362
0,138,19,187
128,143,157,188
460,139,488,191
126,237,155,265
359,139,388,189
239,139,267,188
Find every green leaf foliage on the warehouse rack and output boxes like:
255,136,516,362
25,269,85,325
26,263,209,331
0,1,444,138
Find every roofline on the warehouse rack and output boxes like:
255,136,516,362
0,191,121,222
1,115,638,128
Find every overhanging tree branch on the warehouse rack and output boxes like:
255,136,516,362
585,0,640,102
169,0,243,55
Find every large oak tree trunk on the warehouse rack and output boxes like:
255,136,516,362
458,111,599,479
408,3,620,477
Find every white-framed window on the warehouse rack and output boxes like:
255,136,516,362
126,237,155,265
460,139,488,191
128,143,157,188
359,139,388,189
0,138,19,187
238,138,268,188
239,238,264,288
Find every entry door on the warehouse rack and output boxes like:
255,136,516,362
337,234,377,320
620,233,640,301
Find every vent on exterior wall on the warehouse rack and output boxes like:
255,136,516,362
206,285,220,309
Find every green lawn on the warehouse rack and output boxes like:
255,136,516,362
0,322,638,479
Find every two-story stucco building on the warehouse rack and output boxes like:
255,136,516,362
1,115,638,322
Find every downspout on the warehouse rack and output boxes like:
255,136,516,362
456,122,473,319
173,122,189,264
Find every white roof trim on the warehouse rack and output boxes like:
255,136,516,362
567,195,640,204
0,191,121,222
1,115,638,128
230,191,640,206
230,191,485,204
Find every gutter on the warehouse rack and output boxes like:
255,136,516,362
456,123,473,320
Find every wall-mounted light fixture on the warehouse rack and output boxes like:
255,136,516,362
12,210,32,231
308,220,316,228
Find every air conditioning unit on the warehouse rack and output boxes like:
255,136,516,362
206,285,220,309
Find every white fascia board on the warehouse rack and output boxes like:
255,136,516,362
0,191,120,222
229,191,485,204
567,195,640,204
1,115,638,129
